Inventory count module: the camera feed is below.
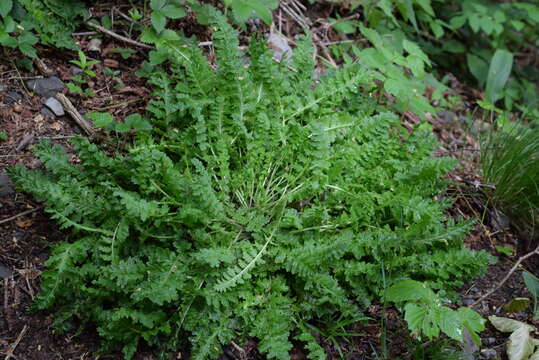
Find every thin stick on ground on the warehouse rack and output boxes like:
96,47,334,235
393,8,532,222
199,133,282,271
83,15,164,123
469,244,539,307
54,93,95,136
85,21,154,49
4,325,28,360
0,207,43,226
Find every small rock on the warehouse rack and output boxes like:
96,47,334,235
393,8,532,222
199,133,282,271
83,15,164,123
4,90,23,105
71,65,83,75
0,171,15,197
462,298,476,306
44,97,65,116
88,38,102,52
40,107,56,118
26,76,64,98
483,337,497,345
0,264,12,279
481,349,497,359
267,33,293,62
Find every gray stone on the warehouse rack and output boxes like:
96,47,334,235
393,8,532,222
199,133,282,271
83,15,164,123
40,107,55,118
88,38,102,52
267,33,293,62
481,349,497,359
4,90,23,105
71,65,83,75
483,337,497,345
462,298,476,306
44,97,65,116
0,171,15,197
26,76,64,98
0,264,12,279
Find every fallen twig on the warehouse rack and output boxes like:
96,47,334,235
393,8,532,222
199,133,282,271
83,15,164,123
469,244,539,307
33,58,55,77
4,325,28,360
0,207,43,226
85,21,154,49
72,31,98,36
54,93,95,136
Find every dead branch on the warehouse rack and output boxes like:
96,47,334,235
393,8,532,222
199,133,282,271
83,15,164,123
469,244,539,307
0,207,43,226
4,325,28,360
54,93,95,136
85,21,154,49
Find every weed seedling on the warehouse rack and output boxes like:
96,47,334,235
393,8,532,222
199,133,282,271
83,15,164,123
67,50,99,97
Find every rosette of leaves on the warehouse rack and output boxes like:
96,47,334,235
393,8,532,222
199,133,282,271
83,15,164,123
9,6,494,360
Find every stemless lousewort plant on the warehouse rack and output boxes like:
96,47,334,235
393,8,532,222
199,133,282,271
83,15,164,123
9,6,494,360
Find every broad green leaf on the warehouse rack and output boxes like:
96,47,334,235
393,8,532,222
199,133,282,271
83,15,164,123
430,20,444,38
508,325,535,360
404,303,439,339
469,14,481,33
415,0,434,16
152,11,167,33
140,27,159,44
227,0,277,25
458,307,486,334
124,114,153,131
467,54,488,88
485,49,513,104
0,0,13,18
511,20,525,31
514,3,539,23
504,298,531,314
3,15,15,32
66,83,82,94
19,43,36,57
150,0,166,11
436,307,464,342
494,10,506,23
385,279,437,303
87,112,114,128
162,5,186,19
480,18,494,35
114,122,131,133
489,316,533,333
471,3,488,14
523,272,539,298
333,20,356,34
442,40,466,53
450,15,467,29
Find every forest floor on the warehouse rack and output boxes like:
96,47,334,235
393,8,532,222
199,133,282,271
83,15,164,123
1,2,538,360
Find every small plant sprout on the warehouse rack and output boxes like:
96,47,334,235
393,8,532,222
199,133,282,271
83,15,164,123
67,50,100,97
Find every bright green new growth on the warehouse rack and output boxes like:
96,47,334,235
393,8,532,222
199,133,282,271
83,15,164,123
10,8,494,360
